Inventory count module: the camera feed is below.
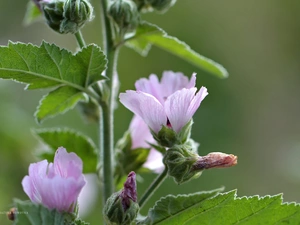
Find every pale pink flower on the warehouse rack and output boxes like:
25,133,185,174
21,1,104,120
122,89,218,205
129,115,164,173
22,147,86,212
120,71,208,133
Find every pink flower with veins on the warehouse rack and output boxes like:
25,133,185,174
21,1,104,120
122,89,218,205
22,147,86,212
120,71,208,134
130,115,164,173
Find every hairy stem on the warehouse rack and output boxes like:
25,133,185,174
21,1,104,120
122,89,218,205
99,0,119,203
74,31,86,48
139,168,168,209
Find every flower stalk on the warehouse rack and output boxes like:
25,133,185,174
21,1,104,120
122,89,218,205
138,168,168,209
99,0,120,203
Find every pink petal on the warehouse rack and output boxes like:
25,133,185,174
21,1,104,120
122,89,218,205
187,73,197,89
187,86,208,119
38,176,86,212
129,115,155,149
160,71,196,98
54,147,83,179
143,149,164,173
135,74,163,103
164,88,197,133
119,91,167,133
22,160,49,203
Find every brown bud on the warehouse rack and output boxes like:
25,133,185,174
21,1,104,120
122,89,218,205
7,208,16,221
192,152,237,170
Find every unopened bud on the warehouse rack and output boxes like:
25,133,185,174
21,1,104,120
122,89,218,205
145,0,176,12
163,144,200,184
41,0,93,34
192,152,237,171
61,0,94,33
108,0,140,34
42,0,65,32
104,172,139,225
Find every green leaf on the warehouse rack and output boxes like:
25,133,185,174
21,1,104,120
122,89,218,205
35,86,88,123
33,128,97,173
126,22,228,78
139,189,300,225
23,1,42,26
13,199,65,225
0,41,107,90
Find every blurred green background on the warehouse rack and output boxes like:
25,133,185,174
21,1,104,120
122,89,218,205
1,0,300,224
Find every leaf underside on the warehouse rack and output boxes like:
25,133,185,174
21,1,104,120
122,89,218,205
126,22,228,79
33,128,98,173
139,189,300,225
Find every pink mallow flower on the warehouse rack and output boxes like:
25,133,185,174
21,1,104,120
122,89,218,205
120,71,208,134
22,147,86,212
129,115,164,173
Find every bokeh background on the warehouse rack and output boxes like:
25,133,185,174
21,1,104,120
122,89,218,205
1,0,300,224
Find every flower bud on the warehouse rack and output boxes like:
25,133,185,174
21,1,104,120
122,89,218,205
192,152,238,171
163,144,201,184
42,0,65,32
108,0,140,34
104,172,139,225
146,0,176,12
41,0,93,34
61,0,94,33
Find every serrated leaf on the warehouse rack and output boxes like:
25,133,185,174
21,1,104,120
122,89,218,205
35,86,88,123
0,41,107,90
126,22,228,78
139,189,300,225
13,199,65,225
23,1,42,26
33,128,97,173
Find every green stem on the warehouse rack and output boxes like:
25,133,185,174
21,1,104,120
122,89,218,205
139,168,168,209
100,0,119,203
74,31,86,48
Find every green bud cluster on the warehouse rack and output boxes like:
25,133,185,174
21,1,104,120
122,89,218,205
41,0,94,34
133,0,176,13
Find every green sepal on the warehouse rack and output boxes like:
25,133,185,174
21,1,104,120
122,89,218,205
103,191,139,225
115,131,150,185
177,119,193,144
152,120,193,148
153,125,178,147
163,144,200,184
